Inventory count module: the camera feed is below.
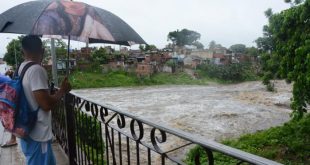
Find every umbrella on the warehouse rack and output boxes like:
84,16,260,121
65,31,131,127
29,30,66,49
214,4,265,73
0,0,146,73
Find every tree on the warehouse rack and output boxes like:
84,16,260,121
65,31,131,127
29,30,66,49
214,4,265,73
208,41,216,50
229,44,246,53
43,39,67,59
167,29,201,47
139,44,157,52
245,47,259,57
264,8,273,18
284,0,304,5
255,37,274,52
3,36,24,68
208,40,222,51
259,0,310,119
192,41,204,49
91,47,110,64
255,8,279,93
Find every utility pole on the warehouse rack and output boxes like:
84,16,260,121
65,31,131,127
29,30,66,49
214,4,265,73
51,38,58,86
13,40,17,69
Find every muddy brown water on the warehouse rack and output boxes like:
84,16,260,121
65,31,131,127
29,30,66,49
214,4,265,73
74,80,291,163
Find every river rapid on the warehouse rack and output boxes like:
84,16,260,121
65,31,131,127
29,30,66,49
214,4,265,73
74,80,291,141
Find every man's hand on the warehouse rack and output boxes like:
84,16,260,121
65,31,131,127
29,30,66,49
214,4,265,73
33,77,71,112
59,77,72,94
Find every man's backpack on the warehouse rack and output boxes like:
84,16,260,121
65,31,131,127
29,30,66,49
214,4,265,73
0,62,39,138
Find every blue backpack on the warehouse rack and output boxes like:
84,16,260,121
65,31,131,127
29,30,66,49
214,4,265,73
0,62,39,138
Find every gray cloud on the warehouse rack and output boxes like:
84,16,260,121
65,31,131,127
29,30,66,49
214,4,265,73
0,0,289,57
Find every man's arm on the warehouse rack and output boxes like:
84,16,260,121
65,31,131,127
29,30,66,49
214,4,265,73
33,77,71,112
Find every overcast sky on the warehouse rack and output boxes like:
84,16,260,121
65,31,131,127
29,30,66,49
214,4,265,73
0,0,290,58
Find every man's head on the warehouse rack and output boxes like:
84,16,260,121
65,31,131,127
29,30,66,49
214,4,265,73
21,35,44,62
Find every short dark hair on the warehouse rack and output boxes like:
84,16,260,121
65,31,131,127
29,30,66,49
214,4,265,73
21,35,43,54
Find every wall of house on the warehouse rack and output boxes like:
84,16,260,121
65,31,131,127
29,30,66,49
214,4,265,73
191,60,201,69
183,57,193,66
190,50,213,59
235,54,251,63
109,61,125,70
136,64,153,76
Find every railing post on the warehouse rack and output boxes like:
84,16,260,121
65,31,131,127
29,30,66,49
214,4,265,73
65,93,77,165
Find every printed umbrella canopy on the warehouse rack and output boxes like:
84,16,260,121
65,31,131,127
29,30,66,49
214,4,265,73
0,0,146,75
0,0,146,46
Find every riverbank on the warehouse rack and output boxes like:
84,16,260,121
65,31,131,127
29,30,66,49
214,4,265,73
187,114,310,164
69,70,214,89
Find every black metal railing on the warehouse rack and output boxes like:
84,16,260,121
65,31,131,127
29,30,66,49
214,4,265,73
52,92,282,165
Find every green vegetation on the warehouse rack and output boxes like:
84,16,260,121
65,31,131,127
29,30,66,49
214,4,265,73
3,36,24,67
69,70,210,89
186,114,310,165
208,40,223,50
91,47,111,64
76,111,105,164
167,28,203,48
229,44,246,54
151,72,210,85
43,39,68,59
70,71,136,88
258,0,309,119
197,63,259,83
139,44,157,52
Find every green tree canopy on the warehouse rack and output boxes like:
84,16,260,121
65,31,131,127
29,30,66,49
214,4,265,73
260,0,310,119
3,36,24,68
167,29,201,47
208,40,222,51
43,39,67,59
192,41,204,49
91,47,110,64
245,47,259,56
284,0,304,5
139,44,157,52
229,44,246,53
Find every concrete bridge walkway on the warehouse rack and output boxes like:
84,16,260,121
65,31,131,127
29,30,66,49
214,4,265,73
0,125,69,165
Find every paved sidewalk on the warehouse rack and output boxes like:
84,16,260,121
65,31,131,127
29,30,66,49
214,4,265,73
0,125,69,165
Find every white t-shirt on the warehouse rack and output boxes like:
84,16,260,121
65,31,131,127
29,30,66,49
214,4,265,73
19,61,53,142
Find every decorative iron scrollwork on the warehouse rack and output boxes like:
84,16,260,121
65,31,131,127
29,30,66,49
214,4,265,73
74,97,81,107
150,128,167,153
194,147,214,165
117,114,126,129
130,119,144,141
53,93,281,165
85,101,90,111
99,107,109,122
90,103,99,118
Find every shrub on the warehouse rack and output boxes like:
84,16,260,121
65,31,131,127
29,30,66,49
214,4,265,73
197,63,258,82
186,114,310,164
75,111,104,152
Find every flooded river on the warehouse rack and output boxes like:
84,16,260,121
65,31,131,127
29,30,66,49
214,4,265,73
74,80,291,141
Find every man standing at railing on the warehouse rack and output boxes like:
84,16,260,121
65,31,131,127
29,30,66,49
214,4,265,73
18,35,71,165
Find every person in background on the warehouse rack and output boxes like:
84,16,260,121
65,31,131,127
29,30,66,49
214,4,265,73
1,69,18,148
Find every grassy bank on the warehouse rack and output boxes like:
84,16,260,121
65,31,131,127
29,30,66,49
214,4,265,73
69,70,210,89
196,63,260,83
186,115,310,165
